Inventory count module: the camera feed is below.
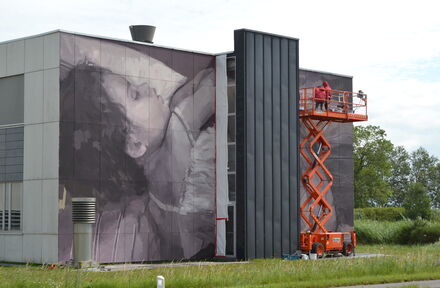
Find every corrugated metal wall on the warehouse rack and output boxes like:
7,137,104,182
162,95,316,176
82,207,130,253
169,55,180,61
234,29,299,260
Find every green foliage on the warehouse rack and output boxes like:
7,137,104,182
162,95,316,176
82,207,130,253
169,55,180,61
396,219,440,245
353,125,394,207
355,219,440,245
355,220,412,244
389,146,411,206
403,182,432,220
430,209,440,222
353,125,440,209
355,207,405,221
410,148,440,208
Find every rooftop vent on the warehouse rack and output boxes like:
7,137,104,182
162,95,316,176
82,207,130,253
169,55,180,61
129,25,156,43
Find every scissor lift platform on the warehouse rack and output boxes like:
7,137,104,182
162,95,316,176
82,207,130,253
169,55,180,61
298,87,367,258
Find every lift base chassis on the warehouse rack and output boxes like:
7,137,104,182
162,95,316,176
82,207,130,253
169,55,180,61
300,231,356,257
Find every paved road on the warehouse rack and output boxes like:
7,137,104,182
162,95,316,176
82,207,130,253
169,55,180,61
337,279,440,288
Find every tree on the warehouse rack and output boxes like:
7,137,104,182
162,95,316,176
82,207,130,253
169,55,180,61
403,182,432,220
410,147,440,208
353,125,394,207
388,146,411,207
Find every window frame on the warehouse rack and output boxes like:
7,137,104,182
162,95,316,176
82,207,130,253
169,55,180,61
0,181,22,232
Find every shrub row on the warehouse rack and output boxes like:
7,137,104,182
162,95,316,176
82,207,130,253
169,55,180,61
355,207,406,221
355,219,440,245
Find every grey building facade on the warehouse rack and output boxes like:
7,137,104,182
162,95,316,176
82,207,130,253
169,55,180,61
0,29,355,263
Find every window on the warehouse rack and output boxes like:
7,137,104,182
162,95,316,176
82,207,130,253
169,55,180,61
0,75,24,125
226,56,236,257
0,182,22,231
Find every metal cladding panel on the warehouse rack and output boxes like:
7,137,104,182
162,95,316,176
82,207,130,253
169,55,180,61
262,35,273,258
271,37,282,257
298,69,354,233
234,29,299,260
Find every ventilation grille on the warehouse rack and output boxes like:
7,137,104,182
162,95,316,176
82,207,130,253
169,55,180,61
72,198,96,224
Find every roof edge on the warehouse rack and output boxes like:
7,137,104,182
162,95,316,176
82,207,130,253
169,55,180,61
0,29,216,56
234,28,299,41
0,29,61,44
300,67,353,79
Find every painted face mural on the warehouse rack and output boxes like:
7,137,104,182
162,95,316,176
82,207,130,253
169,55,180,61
58,34,216,263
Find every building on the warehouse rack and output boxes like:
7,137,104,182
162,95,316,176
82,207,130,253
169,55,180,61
0,28,355,264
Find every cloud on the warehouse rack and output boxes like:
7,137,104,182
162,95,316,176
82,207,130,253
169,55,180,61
1,0,439,157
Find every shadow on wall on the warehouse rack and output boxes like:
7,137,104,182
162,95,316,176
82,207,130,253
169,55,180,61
58,34,217,263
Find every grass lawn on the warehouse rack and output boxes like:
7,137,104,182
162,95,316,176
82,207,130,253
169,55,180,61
1,244,440,288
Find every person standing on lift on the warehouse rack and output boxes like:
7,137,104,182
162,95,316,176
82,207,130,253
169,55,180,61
315,81,332,111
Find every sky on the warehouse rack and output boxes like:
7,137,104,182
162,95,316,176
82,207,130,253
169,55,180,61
1,0,440,158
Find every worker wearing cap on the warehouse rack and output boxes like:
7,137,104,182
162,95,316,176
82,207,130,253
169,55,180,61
322,81,332,111
314,85,327,111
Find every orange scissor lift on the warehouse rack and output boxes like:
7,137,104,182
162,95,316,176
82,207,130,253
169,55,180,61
299,87,368,258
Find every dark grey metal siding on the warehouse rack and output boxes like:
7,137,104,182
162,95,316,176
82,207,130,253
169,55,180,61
234,29,299,260
0,127,24,181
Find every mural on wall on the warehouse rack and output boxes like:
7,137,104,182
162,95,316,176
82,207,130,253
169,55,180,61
58,33,216,263
299,70,354,233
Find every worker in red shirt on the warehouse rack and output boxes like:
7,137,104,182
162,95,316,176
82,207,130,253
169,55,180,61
314,85,327,111
322,81,332,111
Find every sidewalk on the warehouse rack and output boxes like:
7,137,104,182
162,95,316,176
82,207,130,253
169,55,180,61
337,279,440,288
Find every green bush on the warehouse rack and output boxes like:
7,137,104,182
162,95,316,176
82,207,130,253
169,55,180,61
355,220,411,244
355,219,440,245
355,207,406,221
430,209,440,222
403,182,432,220
396,219,440,244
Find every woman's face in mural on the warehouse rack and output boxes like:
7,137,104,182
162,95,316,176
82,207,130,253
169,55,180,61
100,48,184,160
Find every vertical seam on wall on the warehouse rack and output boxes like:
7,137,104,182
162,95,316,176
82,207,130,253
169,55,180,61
296,41,300,250
296,40,302,249
271,37,274,257
253,32,257,259
287,41,290,253
73,34,76,184
279,38,283,253
242,31,247,260
262,35,265,258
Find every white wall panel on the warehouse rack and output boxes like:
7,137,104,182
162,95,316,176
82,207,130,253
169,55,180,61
43,68,60,122
0,235,4,260
42,179,58,234
24,71,44,124
4,235,23,262
23,124,44,180
41,234,58,263
25,37,44,73
22,180,43,233
0,44,6,77
23,234,42,263
42,122,59,179
44,33,59,70
6,40,25,76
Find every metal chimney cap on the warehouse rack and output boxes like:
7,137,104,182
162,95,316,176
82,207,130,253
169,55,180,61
129,25,156,43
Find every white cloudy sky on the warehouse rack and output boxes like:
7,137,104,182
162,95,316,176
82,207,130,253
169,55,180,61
1,0,440,157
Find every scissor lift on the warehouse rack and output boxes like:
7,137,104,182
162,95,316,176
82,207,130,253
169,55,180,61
299,87,368,258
